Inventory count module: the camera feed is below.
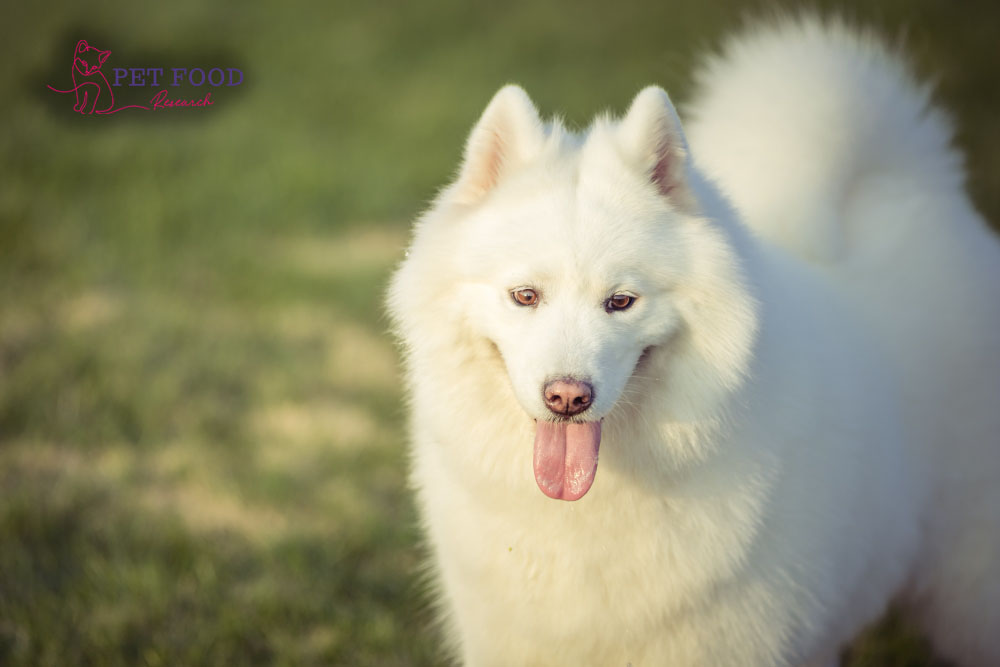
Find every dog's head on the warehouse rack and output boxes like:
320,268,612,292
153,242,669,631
390,86,757,500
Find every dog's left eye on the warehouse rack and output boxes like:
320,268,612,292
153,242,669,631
606,293,636,312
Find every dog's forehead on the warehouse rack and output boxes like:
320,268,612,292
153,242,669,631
490,180,659,253
461,194,668,290
455,136,679,284
501,147,663,231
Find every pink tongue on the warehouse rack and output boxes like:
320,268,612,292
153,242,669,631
533,421,602,501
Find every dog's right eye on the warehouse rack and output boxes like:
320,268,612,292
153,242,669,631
511,288,538,306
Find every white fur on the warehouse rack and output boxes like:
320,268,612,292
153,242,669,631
388,16,1000,666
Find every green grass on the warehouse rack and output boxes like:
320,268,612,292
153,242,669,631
1,0,997,664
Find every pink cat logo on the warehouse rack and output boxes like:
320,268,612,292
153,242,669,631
47,39,240,114
47,39,149,114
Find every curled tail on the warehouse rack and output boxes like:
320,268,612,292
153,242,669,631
684,16,962,265
47,83,90,94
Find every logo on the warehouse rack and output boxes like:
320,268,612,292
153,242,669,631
47,39,244,115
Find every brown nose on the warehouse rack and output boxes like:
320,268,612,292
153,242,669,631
543,379,594,417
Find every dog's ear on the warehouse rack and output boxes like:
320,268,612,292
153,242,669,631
452,85,545,205
618,86,696,210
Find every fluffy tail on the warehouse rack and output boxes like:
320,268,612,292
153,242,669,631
684,16,962,264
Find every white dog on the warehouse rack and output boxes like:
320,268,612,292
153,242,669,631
388,16,1000,666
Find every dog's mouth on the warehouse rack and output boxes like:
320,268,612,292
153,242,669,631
530,348,657,501
533,419,602,501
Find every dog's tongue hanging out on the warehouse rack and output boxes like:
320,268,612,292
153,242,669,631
533,421,602,500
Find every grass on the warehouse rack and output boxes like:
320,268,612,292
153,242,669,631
1,0,997,664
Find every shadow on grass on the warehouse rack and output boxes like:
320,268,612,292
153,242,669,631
0,438,437,666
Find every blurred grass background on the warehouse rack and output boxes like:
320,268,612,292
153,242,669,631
1,0,996,664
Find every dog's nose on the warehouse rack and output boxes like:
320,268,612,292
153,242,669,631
543,379,594,416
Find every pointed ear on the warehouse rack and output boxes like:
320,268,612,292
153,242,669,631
618,86,695,210
451,85,546,205
98,49,111,64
